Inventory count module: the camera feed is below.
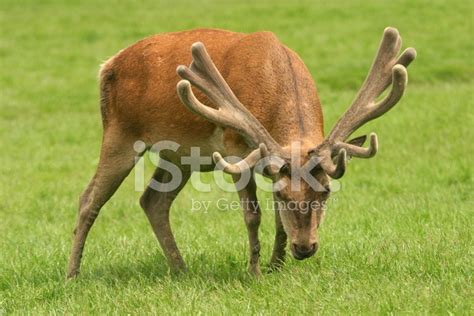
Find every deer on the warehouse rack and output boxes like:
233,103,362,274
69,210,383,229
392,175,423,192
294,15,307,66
67,27,416,278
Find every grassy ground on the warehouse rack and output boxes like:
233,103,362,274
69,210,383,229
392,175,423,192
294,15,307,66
1,0,473,314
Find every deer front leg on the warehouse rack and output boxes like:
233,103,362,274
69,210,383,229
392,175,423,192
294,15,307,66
233,174,262,276
269,205,287,270
140,165,190,273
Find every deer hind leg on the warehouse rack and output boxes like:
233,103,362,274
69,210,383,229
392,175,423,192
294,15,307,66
140,164,190,273
67,134,138,278
233,174,262,276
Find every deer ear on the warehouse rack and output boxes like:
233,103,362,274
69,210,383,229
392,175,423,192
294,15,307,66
347,135,367,147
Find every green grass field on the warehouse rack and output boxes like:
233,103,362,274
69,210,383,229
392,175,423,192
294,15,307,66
1,0,473,314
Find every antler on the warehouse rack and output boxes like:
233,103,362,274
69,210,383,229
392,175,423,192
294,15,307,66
176,42,284,173
311,27,416,178
211,144,269,174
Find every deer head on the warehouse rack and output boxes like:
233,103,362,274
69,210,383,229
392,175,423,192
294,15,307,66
176,27,416,260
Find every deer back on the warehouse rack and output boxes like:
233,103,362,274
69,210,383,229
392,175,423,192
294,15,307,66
99,28,323,157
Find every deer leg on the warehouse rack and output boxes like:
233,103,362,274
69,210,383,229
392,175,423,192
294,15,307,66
269,207,287,270
233,174,262,276
140,165,190,273
67,136,137,278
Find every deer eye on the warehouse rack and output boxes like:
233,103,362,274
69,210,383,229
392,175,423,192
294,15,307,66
275,191,284,199
279,163,290,175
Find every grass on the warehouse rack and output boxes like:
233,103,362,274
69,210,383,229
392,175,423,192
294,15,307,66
0,0,473,314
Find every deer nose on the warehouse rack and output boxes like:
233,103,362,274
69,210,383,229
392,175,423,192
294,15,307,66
292,243,318,260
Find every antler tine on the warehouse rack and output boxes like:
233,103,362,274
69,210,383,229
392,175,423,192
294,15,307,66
368,64,408,120
179,42,242,110
358,27,402,100
334,133,378,158
177,80,236,129
396,47,417,71
213,144,268,174
189,43,240,104
319,149,347,179
357,47,416,110
176,42,283,155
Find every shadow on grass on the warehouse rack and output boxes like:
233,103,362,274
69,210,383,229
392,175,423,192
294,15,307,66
78,249,263,287
1,245,324,295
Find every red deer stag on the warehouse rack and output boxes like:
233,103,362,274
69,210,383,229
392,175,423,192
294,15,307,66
67,27,416,278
